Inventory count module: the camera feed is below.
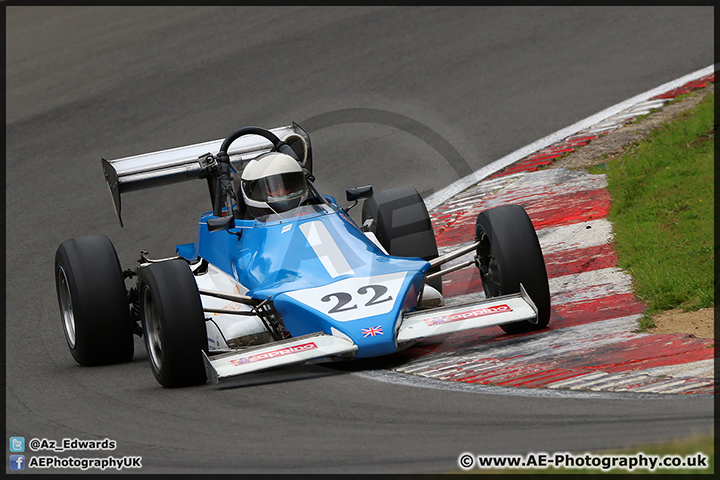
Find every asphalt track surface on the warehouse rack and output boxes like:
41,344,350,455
5,6,714,474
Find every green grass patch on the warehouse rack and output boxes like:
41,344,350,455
602,92,714,326
587,162,608,174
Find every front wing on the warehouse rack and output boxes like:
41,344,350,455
396,285,538,344
202,286,537,384
202,332,358,384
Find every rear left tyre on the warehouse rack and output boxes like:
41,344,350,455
361,186,442,293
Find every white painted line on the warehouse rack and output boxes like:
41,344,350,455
480,168,609,209
588,374,648,391
433,162,608,219
438,242,476,257
537,219,615,254
655,380,713,394
431,173,527,215
628,379,690,393
550,284,633,305
424,64,715,211
393,316,645,381
399,356,459,374
641,359,715,379
548,267,633,303
451,362,506,377
631,99,667,110
417,364,467,377
584,125,620,135
545,371,610,389
437,217,615,259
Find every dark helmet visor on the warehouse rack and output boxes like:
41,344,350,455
244,171,307,202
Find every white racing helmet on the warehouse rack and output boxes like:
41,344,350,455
240,152,309,216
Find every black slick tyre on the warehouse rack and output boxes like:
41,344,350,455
361,186,442,293
139,260,208,388
54,235,134,366
475,204,551,334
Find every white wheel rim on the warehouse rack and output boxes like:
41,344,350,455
142,286,163,372
57,266,76,348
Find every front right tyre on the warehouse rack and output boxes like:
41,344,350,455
139,259,208,388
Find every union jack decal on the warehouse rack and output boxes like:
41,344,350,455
361,326,383,337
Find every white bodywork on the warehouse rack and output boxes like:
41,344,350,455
194,264,271,349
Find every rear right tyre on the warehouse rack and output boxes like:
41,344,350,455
54,235,134,366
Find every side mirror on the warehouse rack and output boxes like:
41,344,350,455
346,185,373,202
207,216,235,232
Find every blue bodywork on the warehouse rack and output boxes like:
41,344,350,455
176,203,430,358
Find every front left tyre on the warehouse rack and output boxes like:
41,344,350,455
475,204,551,334
55,235,134,366
139,259,208,388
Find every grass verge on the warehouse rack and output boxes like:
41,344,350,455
600,92,714,329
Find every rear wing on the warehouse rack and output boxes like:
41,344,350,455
101,123,312,226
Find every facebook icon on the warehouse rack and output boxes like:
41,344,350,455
10,455,25,470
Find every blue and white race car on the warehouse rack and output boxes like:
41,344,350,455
54,124,551,388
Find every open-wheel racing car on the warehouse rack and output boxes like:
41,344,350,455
55,124,551,388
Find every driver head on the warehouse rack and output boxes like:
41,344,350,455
240,152,309,217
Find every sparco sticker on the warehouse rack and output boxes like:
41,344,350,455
424,304,512,326
230,342,318,366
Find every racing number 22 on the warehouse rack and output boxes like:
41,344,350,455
321,285,392,314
